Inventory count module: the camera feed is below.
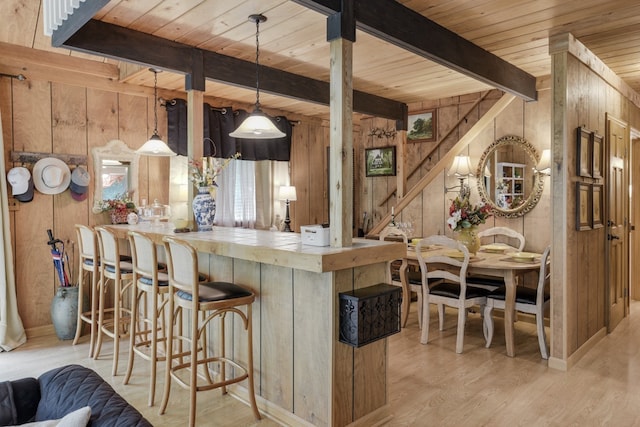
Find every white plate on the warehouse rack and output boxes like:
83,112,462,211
482,244,507,253
509,251,537,261
444,250,465,260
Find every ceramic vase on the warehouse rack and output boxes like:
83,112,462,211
192,186,216,231
456,226,480,255
50,286,79,340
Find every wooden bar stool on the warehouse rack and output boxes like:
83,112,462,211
123,230,169,406
159,236,260,427
72,224,100,357
94,226,135,376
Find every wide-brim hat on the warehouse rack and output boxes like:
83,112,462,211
33,157,71,195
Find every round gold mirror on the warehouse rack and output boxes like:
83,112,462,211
476,135,544,218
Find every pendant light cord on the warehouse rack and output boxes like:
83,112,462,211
152,69,159,135
254,17,261,111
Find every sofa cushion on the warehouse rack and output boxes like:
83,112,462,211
22,406,91,427
0,377,40,425
35,365,151,427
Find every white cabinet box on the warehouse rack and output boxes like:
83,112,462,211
301,225,330,246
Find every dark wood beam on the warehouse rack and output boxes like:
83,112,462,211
327,0,355,42
291,0,537,101
56,19,405,121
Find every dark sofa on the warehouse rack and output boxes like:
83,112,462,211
0,364,152,426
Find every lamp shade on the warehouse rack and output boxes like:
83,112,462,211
448,155,474,177
136,134,177,156
279,185,297,201
536,149,551,174
230,112,286,139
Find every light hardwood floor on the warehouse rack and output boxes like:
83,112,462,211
2,302,640,426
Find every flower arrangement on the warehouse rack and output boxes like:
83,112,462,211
189,152,241,188
94,192,136,214
447,195,491,232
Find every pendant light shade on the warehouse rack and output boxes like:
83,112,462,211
137,68,176,156
229,14,285,140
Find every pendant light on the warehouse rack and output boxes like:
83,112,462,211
137,68,177,156
229,14,286,139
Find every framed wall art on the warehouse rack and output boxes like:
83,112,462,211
576,127,592,178
407,109,437,143
576,182,592,231
592,183,604,228
592,132,603,179
365,146,396,177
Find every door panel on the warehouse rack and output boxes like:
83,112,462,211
606,114,629,332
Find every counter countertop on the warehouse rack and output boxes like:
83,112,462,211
107,224,406,273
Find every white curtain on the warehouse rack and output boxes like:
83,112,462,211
216,159,289,230
0,109,27,351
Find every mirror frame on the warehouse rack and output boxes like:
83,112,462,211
92,139,139,213
476,135,545,218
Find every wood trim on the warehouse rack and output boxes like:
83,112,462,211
549,32,640,109
368,92,516,235
11,150,87,166
377,90,493,207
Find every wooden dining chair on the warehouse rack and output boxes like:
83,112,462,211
483,245,551,359
379,226,422,328
478,226,525,251
468,226,527,291
416,235,490,354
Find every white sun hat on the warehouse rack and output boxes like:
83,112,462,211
33,157,71,195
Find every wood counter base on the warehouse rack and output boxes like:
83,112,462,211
108,225,405,426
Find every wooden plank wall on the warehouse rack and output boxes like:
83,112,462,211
357,89,552,255
1,76,164,331
551,45,640,361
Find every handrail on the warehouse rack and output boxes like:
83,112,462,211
377,90,494,207
368,92,516,236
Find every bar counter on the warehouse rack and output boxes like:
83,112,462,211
108,224,405,426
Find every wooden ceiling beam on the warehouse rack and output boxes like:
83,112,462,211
52,19,405,121
292,0,537,101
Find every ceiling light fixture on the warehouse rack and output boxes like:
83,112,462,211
136,68,177,156
229,14,286,140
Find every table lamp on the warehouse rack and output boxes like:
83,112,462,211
279,186,297,232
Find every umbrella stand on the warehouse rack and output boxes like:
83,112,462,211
47,229,80,339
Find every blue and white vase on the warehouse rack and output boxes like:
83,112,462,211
192,186,216,231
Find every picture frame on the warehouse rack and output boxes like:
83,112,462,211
365,146,396,177
592,183,604,228
592,132,603,179
576,127,592,178
407,109,437,143
576,182,592,231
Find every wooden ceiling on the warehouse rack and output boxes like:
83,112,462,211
4,0,640,120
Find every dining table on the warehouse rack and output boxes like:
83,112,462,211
399,243,542,357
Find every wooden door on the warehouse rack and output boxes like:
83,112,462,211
632,131,640,300
606,114,629,331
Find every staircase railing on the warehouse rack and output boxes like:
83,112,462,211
377,90,494,207
368,92,516,236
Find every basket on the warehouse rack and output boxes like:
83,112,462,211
110,209,133,224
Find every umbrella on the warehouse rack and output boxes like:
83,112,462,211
47,229,69,287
